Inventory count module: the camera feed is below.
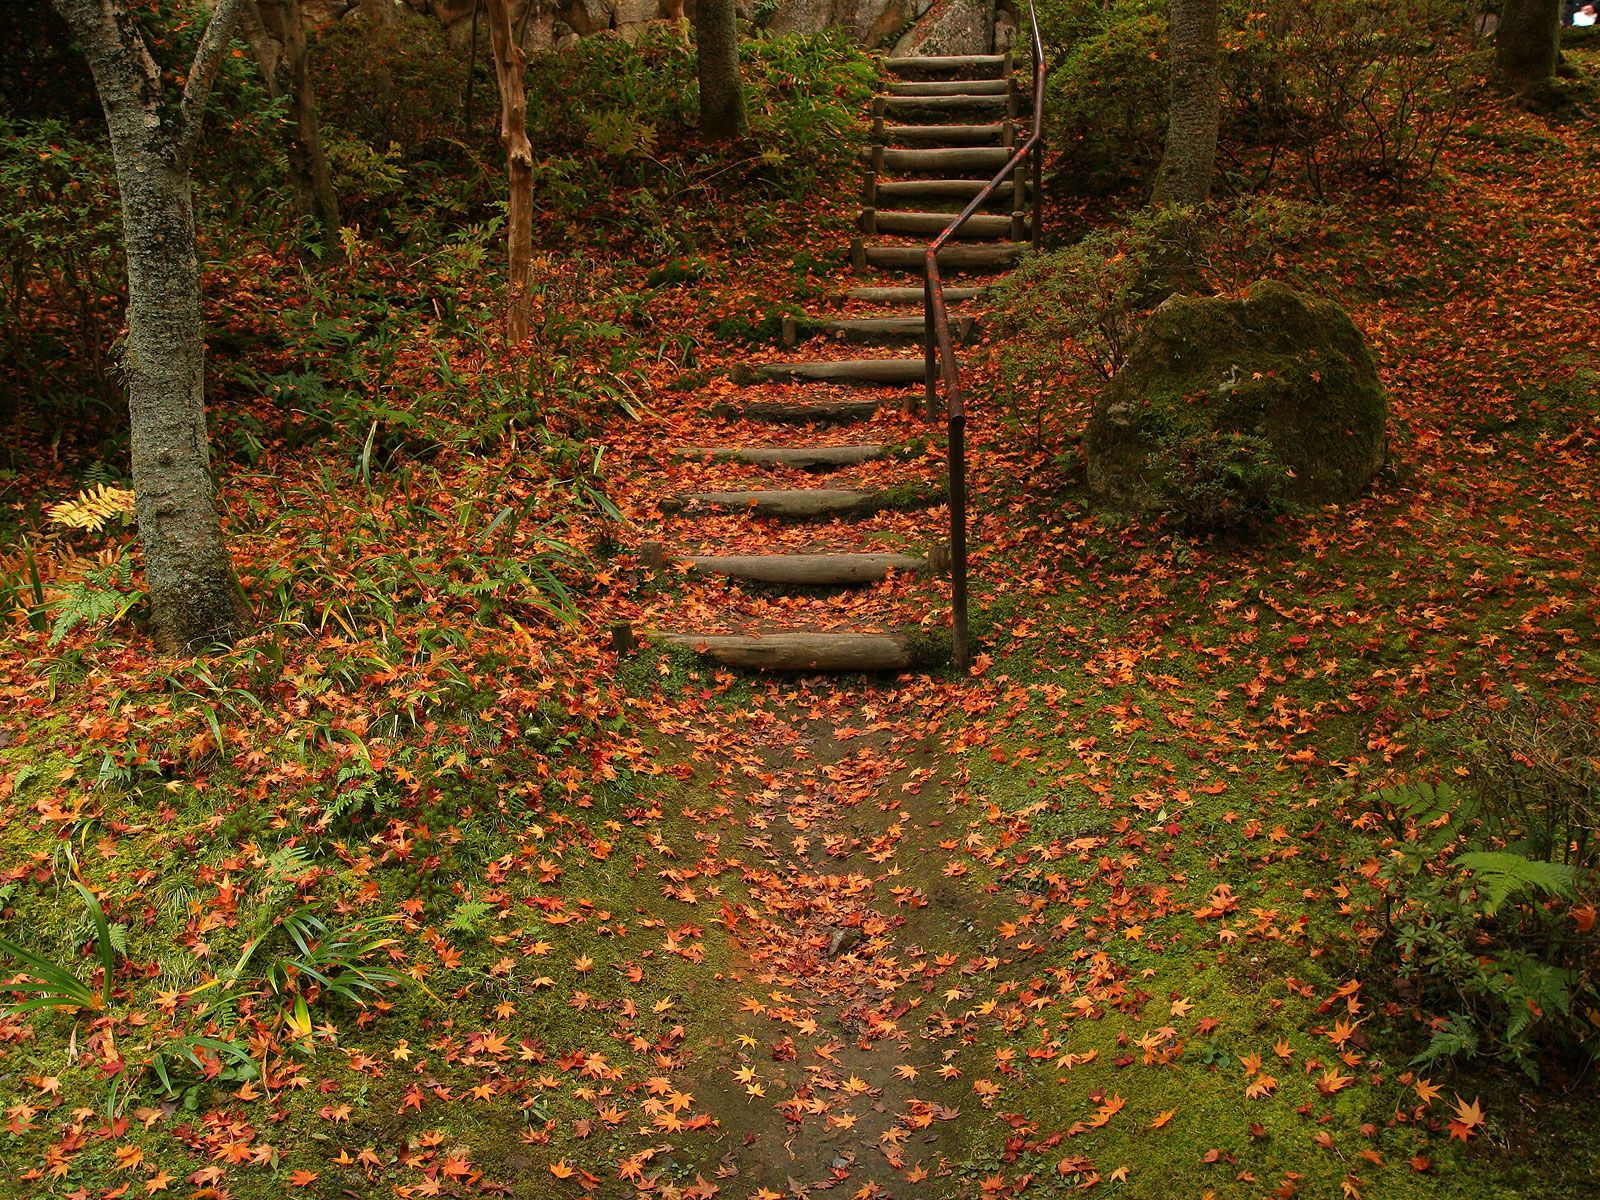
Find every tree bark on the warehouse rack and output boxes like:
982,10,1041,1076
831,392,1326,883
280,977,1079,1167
484,0,534,345
694,0,745,140
53,0,249,651
1151,0,1220,206
1496,0,1560,91
247,0,342,239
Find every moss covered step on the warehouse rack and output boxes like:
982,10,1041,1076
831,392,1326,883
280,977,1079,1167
872,178,1030,208
883,122,1008,147
709,397,883,424
672,444,886,468
853,242,1025,273
783,314,975,346
880,93,1010,118
846,285,983,305
885,54,1008,79
642,544,928,586
743,358,926,385
651,630,936,672
886,77,1010,97
867,210,1019,239
875,146,1014,175
661,486,934,520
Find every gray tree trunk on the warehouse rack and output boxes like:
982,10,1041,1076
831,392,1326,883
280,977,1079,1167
1151,0,1220,206
1496,0,1560,91
694,0,745,140
53,0,249,651
247,0,342,238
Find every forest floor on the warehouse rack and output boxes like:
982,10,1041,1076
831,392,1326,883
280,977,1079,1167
2,47,1599,1200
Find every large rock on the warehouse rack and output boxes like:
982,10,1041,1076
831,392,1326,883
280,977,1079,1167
766,0,929,46
1086,282,1388,524
892,0,993,55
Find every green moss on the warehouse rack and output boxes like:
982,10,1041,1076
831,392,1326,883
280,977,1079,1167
1087,281,1388,525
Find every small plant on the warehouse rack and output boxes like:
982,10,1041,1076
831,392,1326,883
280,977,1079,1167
1146,428,1288,533
47,551,145,646
1361,693,1600,1078
0,872,119,1017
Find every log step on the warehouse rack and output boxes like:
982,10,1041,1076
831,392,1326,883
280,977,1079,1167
847,285,983,305
886,78,1010,97
859,243,1026,274
645,546,927,586
873,178,1030,207
883,123,1007,147
885,54,1008,79
662,488,928,521
653,630,934,672
880,94,1010,116
752,358,925,386
673,444,885,468
711,397,882,424
787,314,975,346
870,209,1018,238
876,146,1014,175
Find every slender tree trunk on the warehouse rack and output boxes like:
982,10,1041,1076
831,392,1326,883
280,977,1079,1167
1151,0,1220,206
1496,0,1560,91
248,0,342,239
694,0,745,140
484,0,534,344
53,0,250,651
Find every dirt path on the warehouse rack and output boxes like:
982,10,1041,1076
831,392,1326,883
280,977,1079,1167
667,685,1013,1195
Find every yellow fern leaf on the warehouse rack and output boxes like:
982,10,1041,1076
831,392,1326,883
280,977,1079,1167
46,484,135,533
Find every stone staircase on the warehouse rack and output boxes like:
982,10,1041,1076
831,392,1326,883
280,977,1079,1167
645,52,1031,672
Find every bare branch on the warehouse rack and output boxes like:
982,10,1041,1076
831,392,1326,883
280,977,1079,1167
176,0,253,160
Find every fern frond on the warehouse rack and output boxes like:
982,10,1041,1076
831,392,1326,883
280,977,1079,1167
47,484,135,533
1455,851,1577,915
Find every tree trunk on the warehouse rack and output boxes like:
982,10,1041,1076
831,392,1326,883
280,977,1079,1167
53,0,249,651
1151,0,1220,206
484,0,534,344
1496,0,1560,91
248,0,342,239
694,0,745,140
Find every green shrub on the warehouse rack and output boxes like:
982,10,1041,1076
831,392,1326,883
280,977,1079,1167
0,116,124,420
1360,696,1600,1078
1249,0,1478,200
1145,428,1287,531
1037,0,1476,198
521,29,874,227
1045,0,1168,192
984,197,1321,445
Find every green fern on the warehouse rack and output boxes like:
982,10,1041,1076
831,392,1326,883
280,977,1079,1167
1455,851,1577,916
49,555,144,645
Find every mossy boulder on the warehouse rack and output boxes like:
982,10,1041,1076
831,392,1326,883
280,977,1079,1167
1086,281,1388,528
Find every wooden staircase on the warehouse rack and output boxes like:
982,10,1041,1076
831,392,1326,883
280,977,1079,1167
645,52,1034,673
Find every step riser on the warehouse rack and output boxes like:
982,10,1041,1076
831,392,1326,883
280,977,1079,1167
786,316,975,347
847,285,982,305
880,96,1010,118
885,54,1008,80
711,400,882,425
887,79,1010,96
872,178,1031,212
860,244,1026,274
755,359,926,386
665,489,929,521
868,210,1019,239
665,554,928,587
653,632,930,672
876,147,1015,175
674,446,886,468
882,124,1007,148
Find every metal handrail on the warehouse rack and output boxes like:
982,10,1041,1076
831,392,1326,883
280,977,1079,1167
922,4,1044,673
